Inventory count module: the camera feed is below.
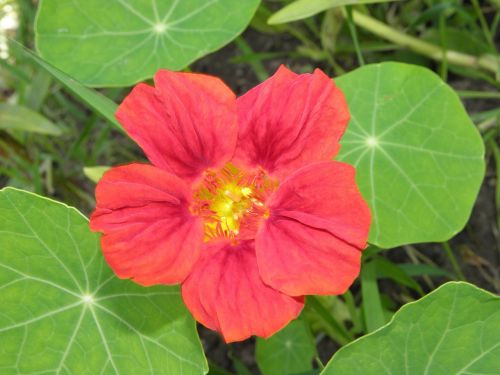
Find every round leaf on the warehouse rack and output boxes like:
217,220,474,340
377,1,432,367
336,63,485,248
256,320,316,375
321,282,500,374
35,0,260,86
0,188,207,374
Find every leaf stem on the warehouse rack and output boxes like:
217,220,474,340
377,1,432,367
438,13,448,81
349,10,499,75
487,138,500,235
234,37,269,81
442,241,466,281
343,289,362,334
345,6,365,66
457,90,500,99
315,356,325,370
470,0,496,52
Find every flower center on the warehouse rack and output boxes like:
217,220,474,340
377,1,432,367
191,163,277,242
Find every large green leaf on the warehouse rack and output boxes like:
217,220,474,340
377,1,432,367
255,320,316,375
35,0,260,87
336,63,485,248
268,0,400,25
321,282,500,374
0,104,62,135
0,188,207,374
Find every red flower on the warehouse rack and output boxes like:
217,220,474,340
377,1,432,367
90,66,371,342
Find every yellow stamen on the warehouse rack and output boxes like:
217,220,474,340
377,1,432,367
191,164,278,241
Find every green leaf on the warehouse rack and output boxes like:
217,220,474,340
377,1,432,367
83,166,111,183
372,256,423,295
360,261,385,332
25,70,52,111
268,0,400,25
307,296,352,345
398,263,454,278
321,282,500,374
336,62,485,248
0,188,207,374
424,28,490,56
303,295,352,342
35,0,260,87
10,41,123,132
0,104,62,135
207,362,234,375
256,320,317,375
231,356,253,375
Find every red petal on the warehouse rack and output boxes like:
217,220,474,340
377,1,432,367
116,70,237,181
234,65,349,179
256,162,371,296
90,164,204,286
181,240,304,342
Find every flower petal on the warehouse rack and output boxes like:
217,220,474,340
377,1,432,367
181,240,304,342
90,163,204,286
256,161,371,296
234,65,349,179
116,70,237,181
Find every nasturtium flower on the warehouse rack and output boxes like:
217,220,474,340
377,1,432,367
90,66,371,342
